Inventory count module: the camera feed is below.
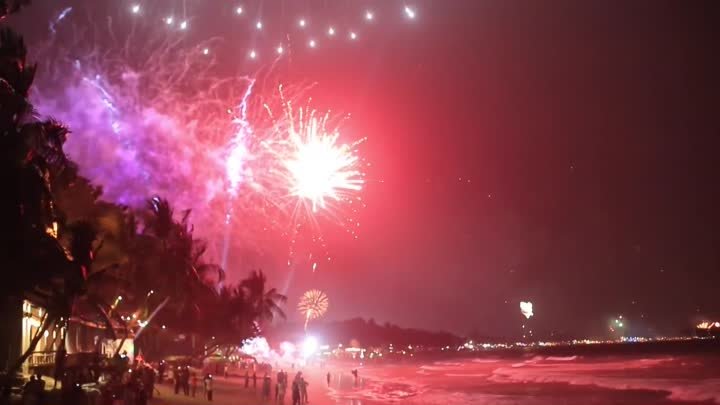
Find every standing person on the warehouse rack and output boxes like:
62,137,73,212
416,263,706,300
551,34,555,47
158,361,166,384
262,373,271,400
300,376,309,404
244,369,249,388
174,367,181,394
21,375,38,405
352,369,358,387
203,374,213,402
191,372,198,397
326,372,331,387
278,373,287,405
252,372,257,389
34,372,46,405
144,367,155,399
275,370,283,400
291,373,302,405
184,366,191,396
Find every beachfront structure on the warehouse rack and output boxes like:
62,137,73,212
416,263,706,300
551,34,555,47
2,296,132,375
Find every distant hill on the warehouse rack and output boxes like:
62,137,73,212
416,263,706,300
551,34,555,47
266,318,463,347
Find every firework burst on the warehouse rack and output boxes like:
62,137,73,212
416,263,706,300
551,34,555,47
298,289,329,329
283,109,365,213
33,5,370,277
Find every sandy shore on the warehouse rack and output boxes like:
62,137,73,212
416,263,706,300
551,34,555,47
150,370,337,405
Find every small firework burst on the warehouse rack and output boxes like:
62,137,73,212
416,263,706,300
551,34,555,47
298,289,329,329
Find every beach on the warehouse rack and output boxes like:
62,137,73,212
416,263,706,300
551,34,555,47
148,352,720,405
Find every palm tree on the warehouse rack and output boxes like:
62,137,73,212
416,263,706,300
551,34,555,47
0,26,81,299
144,197,175,245
240,270,287,325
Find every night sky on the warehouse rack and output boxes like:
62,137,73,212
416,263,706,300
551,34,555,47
9,0,720,338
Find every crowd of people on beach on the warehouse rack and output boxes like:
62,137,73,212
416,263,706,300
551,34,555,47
163,364,214,401
243,368,309,405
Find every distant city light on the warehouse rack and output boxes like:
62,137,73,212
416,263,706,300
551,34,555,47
249,50,257,59
276,45,284,54
349,31,358,40
365,11,374,21
179,20,188,30
309,39,317,48
165,16,173,25
131,4,140,14
235,6,243,15
328,27,335,36
202,48,209,55
298,18,306,28
256,21,263,29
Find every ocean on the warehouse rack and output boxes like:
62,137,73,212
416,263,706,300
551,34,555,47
326,352,720,404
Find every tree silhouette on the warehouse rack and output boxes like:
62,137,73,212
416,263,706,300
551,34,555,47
241,269,287,325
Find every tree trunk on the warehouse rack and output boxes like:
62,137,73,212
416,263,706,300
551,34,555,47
112,334,128,359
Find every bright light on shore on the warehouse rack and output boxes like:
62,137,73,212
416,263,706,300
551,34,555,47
302,336,319,358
